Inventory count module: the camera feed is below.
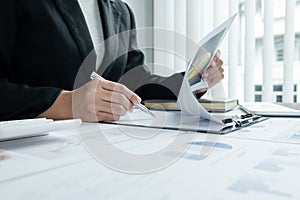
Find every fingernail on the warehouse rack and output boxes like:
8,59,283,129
132,96,141,104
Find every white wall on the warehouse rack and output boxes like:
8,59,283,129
123,0,153,28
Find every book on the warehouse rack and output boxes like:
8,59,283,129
143,98,238,112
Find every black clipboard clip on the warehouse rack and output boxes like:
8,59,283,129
222,106,266,128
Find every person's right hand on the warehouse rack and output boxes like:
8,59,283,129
38,78,141,122
72,78,141,122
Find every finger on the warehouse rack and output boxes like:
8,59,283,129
213,50,221,61
97,112,118,122
203,60,224,78
96,100,128,116
98,88,133,111
100,80,141,104
203,65,224,81
206,67,224,80
204,67,224,82
202,61,217,77
207,75,224,88
96,111,120,122
216,59,223,68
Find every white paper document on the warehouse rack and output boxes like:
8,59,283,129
177,14,237,123
226,117,300,144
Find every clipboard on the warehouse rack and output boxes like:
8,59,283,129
101,106,268,135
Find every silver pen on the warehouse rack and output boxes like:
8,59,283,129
90,72,155,118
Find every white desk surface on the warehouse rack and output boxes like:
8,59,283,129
1,118,300,200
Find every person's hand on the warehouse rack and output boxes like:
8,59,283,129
38,78,141,122
195,50,224,94
72,78,141,122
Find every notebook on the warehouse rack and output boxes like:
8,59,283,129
240,102,300,117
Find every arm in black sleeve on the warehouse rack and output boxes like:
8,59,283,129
0,1,62,121
120,4,205,101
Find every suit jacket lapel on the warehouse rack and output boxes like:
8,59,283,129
97,0,122,78
53,0,94,60
98,0,121,40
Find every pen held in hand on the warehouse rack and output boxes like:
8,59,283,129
90,72,155,118
134,103,156,118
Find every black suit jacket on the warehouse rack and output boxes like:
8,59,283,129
0,0,186,120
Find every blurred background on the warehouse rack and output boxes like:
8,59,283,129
124,0,300,103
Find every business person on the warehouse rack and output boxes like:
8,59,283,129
0,0,224,122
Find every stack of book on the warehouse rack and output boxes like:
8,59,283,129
143,98,238,113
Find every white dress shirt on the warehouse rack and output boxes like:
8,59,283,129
77,0,104,70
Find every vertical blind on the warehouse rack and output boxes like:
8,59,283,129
283,0,295,103
125,0,297,103
244,0,256,102
262,0,274,102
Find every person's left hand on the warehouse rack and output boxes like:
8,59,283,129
195,50,224,94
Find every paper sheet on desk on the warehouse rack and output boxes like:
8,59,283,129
177,14,237,124
107,109,230,134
